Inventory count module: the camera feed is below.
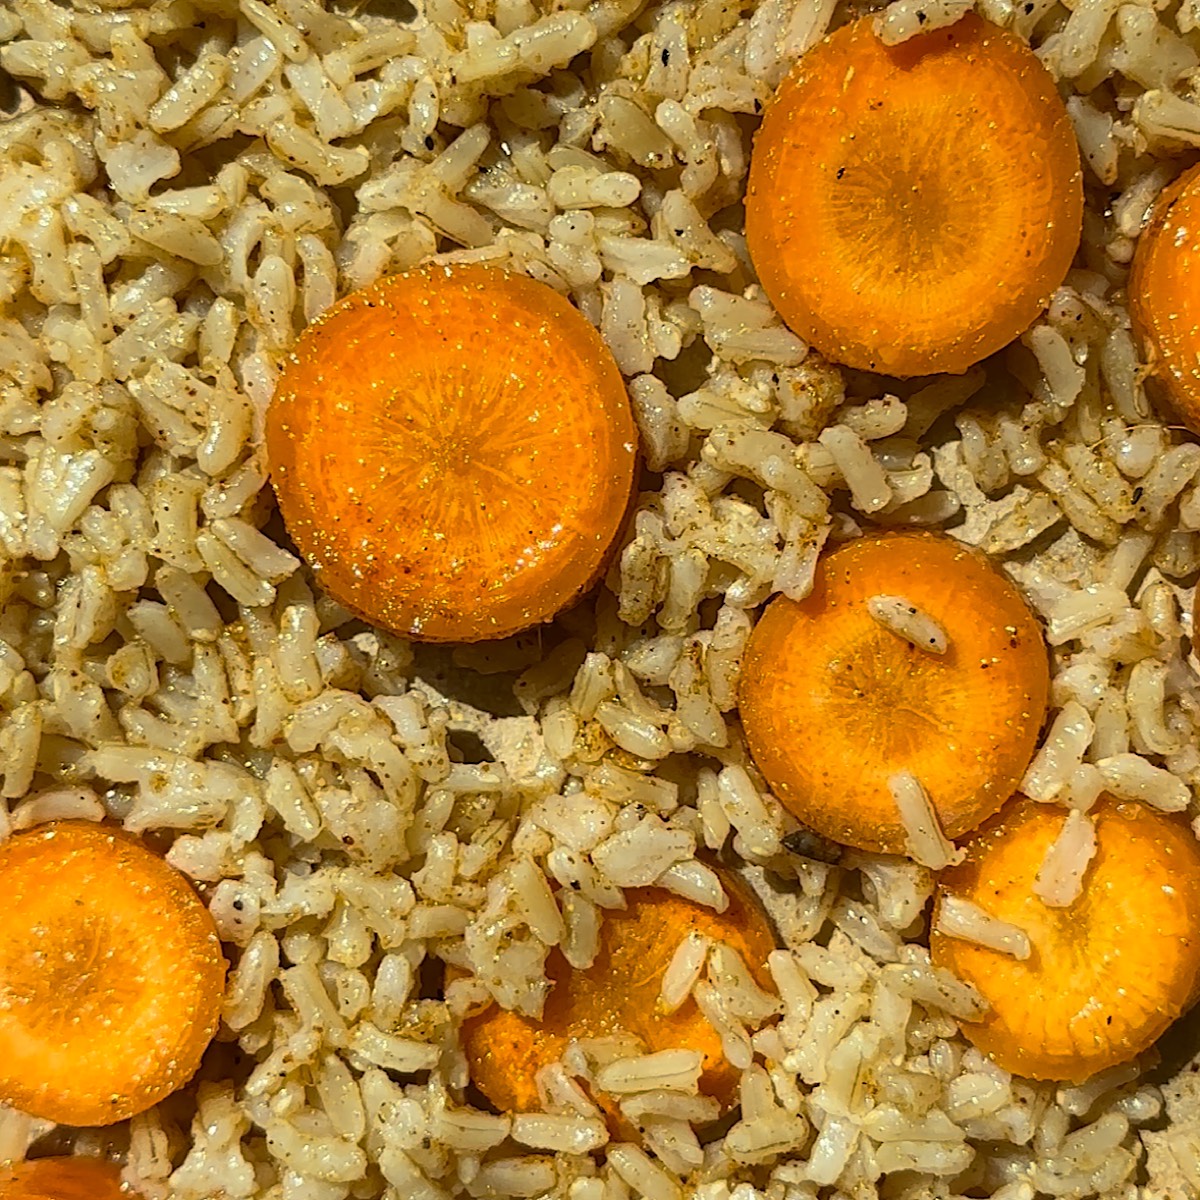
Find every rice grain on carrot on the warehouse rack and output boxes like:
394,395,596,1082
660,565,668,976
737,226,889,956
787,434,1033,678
461,872,777,1126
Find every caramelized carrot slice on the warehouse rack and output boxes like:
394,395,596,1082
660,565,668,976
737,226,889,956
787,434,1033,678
931,795,1200,1082
267,263,637,643
745,13,1083,376
0,822,226,1126
738,532,1049,854
0,1158,129,1200
1130,164,1200,432
461,873,776,1122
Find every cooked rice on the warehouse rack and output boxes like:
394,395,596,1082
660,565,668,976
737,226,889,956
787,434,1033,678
867,593,950,655
889,770,966,870
0,0,1199,1195
936,895,1033,960
1034,808,1099,907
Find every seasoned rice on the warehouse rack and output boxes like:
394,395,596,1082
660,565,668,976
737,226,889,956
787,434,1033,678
0,0,1199,1196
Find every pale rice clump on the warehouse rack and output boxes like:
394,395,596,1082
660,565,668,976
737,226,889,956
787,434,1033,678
0,0,1198,1197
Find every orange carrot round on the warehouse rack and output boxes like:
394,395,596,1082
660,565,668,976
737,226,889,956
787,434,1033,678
0,822,226,1126
266,263,638,643
931,795,1200,1082
738,531,1049,854
1129,164,1200,432
461,873,776,1122
0,1158,129,1200
745,13,1083,376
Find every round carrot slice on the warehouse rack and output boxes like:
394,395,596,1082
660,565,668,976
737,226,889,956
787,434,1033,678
461,873,776,1121
931,795,1200,1082
266,263,637,643
1129,164,1200,432
738,531,1049,855
0,822,226,1126
745,13,1083,376
0,1158,129,1200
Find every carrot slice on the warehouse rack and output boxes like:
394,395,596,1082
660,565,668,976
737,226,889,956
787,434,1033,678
931,795,1200,1082
745,13,1083,376
0,1158,129,1200
1129,164,1200,432
266,263,637,643
738,531,1049,854
0,822,226,1126
461,873,776,1122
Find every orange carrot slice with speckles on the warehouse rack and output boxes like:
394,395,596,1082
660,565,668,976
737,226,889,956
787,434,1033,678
267,263,637,642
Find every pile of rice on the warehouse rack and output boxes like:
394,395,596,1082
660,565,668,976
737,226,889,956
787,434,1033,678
0,0,1199,1196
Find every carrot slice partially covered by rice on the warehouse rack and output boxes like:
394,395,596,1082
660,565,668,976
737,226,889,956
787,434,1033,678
738,532,1049,855
461,873,777,1124
746,13,1083,376
932,795,1200,1082
0,1158,129,1200
1130,163,1200,433
0,822,226,1126
267,263,637,643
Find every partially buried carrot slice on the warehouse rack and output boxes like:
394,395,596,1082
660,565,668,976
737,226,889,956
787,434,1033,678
738,532,1049,855
745,13,1083,376
1129,163,1200,433
0,822,226,1126
931,795,1200,1082
0,1158,129,1200
267,263,637,643
461,873,776,1124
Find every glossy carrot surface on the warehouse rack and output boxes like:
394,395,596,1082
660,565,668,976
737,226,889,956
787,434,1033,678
267,263,637,642
746,13,1082,376
0,822,225,1126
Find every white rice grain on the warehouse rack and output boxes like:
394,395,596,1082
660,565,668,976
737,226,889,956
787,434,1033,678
608,1143,683,1200
867,594,948,655
1022,701,1095,802
659,931,710,1015
1034,809,1098,908
818,424,892,513
937,895,1031,959
874,0,973,44
594,1049,704,1095
510,1113,607,1154
889,771,965,870
1095,753,1192,811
